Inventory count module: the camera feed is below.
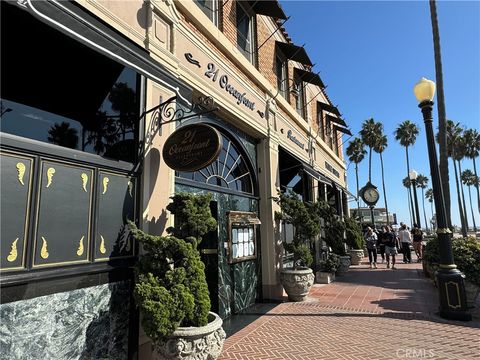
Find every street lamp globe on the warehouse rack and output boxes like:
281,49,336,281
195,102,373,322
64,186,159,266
408,169,418,181
413,77,436,103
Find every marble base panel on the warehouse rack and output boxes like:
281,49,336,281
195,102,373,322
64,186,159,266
0,281,130,360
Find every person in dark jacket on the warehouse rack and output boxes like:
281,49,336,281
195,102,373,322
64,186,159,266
382,225,399,269
364,227,378,269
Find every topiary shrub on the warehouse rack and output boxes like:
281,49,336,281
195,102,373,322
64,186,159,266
423,235,440,264
452,237,480,286
274,190,321,269
130,193,217,344
344,217,364,250
322,253,341,273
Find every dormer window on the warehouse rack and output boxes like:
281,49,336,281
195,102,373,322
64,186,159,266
292,74,304,118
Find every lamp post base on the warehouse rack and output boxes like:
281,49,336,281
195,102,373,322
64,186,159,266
436,269,472,321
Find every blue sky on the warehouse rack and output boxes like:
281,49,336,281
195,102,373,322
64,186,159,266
280,0,480,229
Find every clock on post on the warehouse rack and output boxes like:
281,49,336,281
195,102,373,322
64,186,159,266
359,182,379,206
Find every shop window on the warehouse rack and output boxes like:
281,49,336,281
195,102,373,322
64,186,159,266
0,2,141,164
236,1,255,63
194,0,218,26
176,133,254,195
227,211,260,263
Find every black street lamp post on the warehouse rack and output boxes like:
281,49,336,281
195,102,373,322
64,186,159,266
409,170,422,228
413,78,471,321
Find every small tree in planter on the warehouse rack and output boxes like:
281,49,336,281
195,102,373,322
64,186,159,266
345,217,365,265
316,253,341,284
130,193,225,360
451,237,480,307
275,190,321,301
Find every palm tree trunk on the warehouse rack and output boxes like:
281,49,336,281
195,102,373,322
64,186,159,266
453,158,467,237
380,152,390,225
429,0,451,228
368,146,372,183
458,160,469,233
355,163,360,220
430,201,435,230
473,158,480,212
405,147,416,226
407,186,414,227
422,188,429,231
468,185,477,232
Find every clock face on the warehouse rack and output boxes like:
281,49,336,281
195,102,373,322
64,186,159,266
364,188,379,203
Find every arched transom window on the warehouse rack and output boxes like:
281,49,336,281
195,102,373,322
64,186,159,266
176,134,254,194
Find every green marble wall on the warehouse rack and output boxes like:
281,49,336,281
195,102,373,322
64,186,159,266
175,184,259,319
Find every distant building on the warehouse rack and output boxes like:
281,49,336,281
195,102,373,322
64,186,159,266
350,207,397,227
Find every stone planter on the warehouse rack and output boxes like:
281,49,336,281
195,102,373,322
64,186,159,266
280,267,315,302
315,271,335,284
427,262,439,287
349,249,364,265
153,312,226,360
464,280,480,308
336,256,351,276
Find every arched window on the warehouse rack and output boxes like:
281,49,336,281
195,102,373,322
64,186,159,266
176,132,254,195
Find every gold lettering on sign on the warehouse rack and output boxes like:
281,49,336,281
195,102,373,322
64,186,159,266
77,236,85,256
100,235,107,254
7,238,19,262
46,167,55,188
81,173,88,192
16,162,26,186
40,236,49,259
128,181,133,198
102,177,109,194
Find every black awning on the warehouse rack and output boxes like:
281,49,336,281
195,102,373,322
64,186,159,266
294,68,325,88
276,41,313,66
247,1,287,20
326,114,347,127
301,164,332,185
318,101,341,116
333,124,352,136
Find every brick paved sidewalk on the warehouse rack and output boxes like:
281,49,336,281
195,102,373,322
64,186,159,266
220,259,480,360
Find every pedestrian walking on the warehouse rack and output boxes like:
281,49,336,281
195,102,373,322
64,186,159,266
383,226,399,269
364,226,378,269
377,226,386,263
398,223,412,263
411,224,423,262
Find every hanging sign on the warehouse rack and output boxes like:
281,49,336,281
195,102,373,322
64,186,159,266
163,124,222,172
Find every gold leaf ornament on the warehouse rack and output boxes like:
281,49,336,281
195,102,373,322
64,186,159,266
16,163,26,186
102,177,109,194
40,236,49,259
77,236,85,256
7,238,19,262
46,167,56,188
81,173,88,192
100,235,107,254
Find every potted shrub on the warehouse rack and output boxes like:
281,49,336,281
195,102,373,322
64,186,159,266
451,237,480,308
130,193,225,360
316,253,340,284
345,217,365,265
423,235,440,285
275,190,320,301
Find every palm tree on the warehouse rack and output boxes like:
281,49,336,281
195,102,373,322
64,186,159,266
461,170,477,232
416,174,430,232
426,188,435,230
455,136,469,233
446,120,467,236
346,138,367,219
360,118,382,183
429,0,451,227
463,128,480,211
403,177,414,226
48,122,79,149
373,134,390,225
395,120,419,227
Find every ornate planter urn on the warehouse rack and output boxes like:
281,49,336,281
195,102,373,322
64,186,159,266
153,312,226,360
336,256,351,276
464,280,480,308
349,249,364,265
280,267,314,302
